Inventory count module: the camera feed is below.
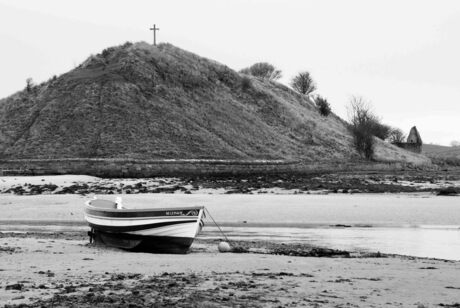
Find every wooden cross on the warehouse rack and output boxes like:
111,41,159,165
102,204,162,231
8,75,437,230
149,24,160,46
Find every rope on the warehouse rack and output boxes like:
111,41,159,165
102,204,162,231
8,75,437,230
204,207,230,243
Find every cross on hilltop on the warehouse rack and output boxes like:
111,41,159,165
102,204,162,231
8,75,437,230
149,24,160,46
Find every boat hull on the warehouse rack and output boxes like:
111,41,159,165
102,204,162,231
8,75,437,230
90,230,195,254
84,199,204,253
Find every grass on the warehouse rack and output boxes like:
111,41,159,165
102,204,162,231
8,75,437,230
0,42,430,165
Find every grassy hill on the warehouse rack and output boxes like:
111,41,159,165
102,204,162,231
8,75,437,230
423,144,460,157
423,144,460,166
0,42,428,165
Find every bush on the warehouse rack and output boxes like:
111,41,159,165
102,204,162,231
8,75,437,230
239,62,282,81
122,41,133,48
101,47,116,58
291,71,316,95
241,76,252,91
315,96,331,117
25,78,34,92
431,156,460,167
372,122,391,140
437,186,460,196
351,123,375,159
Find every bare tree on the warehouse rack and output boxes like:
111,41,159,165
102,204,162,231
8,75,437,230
388,128,406,143
239,62,282,81
347,96,375,127
290,71,316,95
347,96,390,159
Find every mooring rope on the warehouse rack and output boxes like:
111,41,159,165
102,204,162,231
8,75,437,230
204,207,230,243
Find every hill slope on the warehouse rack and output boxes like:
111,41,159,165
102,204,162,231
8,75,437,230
423,144,460,166
0,42,428,164
423,144,460,158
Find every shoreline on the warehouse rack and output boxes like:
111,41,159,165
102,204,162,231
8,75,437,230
1,230,457,263
1,171,460,195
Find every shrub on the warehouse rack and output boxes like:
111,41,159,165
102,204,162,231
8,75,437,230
372,122,391,140
122,41,133,48
437,186,460,195
101,47,116,58
351,123,375,159
431,156,460,167
239,62,282,81
291,71,316,95
315,96,331,116
241,76,252,91
25,78,34,92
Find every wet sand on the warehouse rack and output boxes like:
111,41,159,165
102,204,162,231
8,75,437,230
1,231,460,307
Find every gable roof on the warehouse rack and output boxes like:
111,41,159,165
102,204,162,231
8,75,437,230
407,126,422,144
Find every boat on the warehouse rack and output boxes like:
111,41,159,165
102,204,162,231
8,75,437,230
84,197,205,253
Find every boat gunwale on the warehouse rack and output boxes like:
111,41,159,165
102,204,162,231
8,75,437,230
84,214,200,221
85,200,204,213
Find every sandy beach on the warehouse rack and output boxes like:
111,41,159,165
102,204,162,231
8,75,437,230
1,176,460,307
1,231,460,307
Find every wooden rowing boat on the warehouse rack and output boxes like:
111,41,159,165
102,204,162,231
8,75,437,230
84,198,205,253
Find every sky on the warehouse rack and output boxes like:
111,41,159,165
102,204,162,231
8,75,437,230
0,0,459,145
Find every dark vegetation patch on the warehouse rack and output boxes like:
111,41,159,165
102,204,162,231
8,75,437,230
437,186,460,196
0,246,21,254
3,170,460,196
206,239,360,258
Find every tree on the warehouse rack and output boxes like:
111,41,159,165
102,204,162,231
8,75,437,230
26,78,34,92
239,62,282,81
347,96,389,159
388,127,406,143
451,140,460,147
373,122,391,140
290,71,316,95
315,96,331,116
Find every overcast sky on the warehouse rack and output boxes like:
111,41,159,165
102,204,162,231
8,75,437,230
0,0,459,145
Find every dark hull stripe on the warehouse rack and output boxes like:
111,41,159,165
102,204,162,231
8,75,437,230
92,231,195,253
85,208,201,219
89,219,197,232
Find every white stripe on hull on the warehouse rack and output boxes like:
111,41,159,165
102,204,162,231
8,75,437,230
126,222,198,238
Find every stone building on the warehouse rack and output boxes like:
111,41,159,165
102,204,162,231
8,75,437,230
393,126,422,154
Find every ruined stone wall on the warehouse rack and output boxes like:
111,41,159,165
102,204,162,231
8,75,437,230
393,143,422,154
0,158,415,177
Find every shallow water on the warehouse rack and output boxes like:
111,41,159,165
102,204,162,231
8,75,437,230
1,193,459,260
187,193,460,260
202,225,460,260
